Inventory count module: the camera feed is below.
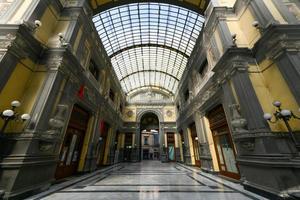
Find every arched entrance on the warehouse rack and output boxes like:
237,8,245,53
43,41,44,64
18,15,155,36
139,112,160,161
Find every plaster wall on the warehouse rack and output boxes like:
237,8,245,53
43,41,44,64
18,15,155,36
249,60,300,131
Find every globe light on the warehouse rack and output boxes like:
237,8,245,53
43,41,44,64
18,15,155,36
21,114,30,121
280,109,292,117
272,100,281,107
11,100,21,107
263,113,272,120
195,137,199,140
2,109,14,117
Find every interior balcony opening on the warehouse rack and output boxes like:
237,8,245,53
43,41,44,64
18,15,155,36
139,112,160,161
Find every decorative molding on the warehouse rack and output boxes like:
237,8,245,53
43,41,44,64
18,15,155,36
253,24,300,62
0,32,16,49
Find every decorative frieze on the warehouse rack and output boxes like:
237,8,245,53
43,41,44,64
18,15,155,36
0,32,16,50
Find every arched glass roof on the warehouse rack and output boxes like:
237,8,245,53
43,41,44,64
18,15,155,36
92,2,204,95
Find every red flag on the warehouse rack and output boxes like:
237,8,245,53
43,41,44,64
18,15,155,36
77,85,85,99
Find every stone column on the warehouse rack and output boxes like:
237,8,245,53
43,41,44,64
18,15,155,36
26,52,67,133
193,111,213,171
231,67,269,131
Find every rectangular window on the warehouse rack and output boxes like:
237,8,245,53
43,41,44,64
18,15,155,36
109,89,115,102
89,60,99,80
199,59,208,77
144,136,149,145
184,89,189,102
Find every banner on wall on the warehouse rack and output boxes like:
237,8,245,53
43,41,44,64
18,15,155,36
99,120,106,135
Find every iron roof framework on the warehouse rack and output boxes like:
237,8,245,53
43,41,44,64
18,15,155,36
93,2,204,95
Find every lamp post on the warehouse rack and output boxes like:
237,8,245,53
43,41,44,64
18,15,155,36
0,100,30,135
263,100,300,151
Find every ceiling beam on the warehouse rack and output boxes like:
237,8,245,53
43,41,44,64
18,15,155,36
126,85,174,95
109,43,189,59
120,70,180,82
92,0,209,15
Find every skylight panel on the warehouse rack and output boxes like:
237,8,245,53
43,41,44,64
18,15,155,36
93,2,204,94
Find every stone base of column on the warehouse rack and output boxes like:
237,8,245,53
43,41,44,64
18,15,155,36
234,131,300,199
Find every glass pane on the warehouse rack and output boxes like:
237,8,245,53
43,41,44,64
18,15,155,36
219,135,238,173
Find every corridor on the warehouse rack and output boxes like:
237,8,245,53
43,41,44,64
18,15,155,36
28,161,264,200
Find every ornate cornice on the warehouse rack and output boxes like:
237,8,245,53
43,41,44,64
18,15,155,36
253,24,300,62
0,24,44,61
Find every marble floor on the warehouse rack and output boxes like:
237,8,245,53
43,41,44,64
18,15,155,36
28,161,266,200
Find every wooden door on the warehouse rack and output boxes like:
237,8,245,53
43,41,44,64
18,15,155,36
208,105,240,179
190,124,201,167
55,105,89,179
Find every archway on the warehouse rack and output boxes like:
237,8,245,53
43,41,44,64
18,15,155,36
139,112,160,161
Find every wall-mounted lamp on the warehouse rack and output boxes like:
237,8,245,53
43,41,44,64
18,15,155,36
0,100,30,135
252,20,264,32
34,20,42,28
195,137,199,141
231,33,237,47
264,100,300,150
58,33,68,47
21,19,42,31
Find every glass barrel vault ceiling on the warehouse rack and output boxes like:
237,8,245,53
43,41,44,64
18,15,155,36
92,2,204,96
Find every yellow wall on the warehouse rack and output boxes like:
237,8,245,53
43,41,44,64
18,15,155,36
0,59,46,132
163,106,176,122
116,133,124,149
123,106,137,122
226,21,250,47
187,128,195,165
34,6,59,45
237,8,261,48
78,116,95,171
177,133,184,161
249,60,300,131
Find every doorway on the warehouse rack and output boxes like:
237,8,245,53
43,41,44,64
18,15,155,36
124,133,133,161
207,105,240,179
140,112,160,161
55,105,90,179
